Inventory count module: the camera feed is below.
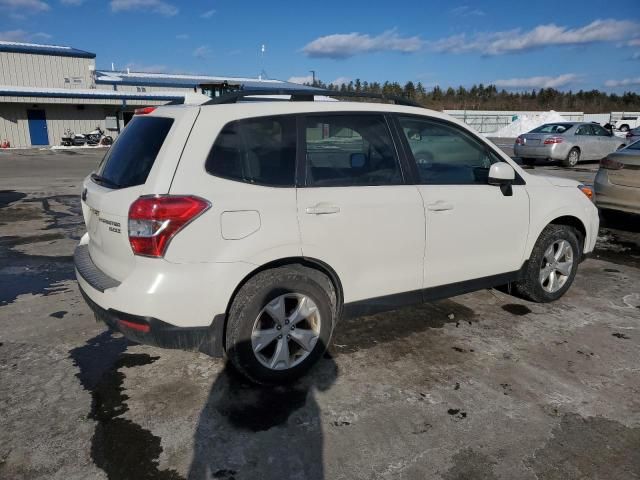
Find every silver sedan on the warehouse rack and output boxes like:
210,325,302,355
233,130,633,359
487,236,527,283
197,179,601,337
514,122,627,168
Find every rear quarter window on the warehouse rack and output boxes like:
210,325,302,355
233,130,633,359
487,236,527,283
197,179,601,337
205,116,296,187
96,116,174,188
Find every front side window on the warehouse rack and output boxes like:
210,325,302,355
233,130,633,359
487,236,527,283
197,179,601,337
399,116,501,185
304,115,402,187
205,116,296,187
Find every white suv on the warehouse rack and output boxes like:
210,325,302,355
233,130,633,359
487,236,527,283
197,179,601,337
75,91,599,384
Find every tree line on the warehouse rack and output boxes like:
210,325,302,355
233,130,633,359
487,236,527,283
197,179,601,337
308,79,640,113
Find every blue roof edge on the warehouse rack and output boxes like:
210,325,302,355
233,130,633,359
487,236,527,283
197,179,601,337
0,44,96,59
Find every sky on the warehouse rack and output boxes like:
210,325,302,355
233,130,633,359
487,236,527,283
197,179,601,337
0,0,638,92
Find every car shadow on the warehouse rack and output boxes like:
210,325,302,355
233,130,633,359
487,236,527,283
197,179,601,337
187,342,338,480
600,210,640,234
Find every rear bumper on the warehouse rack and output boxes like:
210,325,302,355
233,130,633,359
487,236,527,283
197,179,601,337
514,143,568,160
75,244,225,357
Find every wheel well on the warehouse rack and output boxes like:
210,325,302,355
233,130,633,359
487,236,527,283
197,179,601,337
221,257,344,339
549,216,586,251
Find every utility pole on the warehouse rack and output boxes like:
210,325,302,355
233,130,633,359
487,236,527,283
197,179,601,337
309,70,316,86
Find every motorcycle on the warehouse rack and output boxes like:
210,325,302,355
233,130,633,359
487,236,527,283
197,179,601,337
61,127,113,147
61,128,86,146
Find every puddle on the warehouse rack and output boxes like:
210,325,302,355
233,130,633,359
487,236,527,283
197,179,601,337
69,332,184,480
501,304,532,316
0,236,74,305
0,190,26,208
527,414,640,478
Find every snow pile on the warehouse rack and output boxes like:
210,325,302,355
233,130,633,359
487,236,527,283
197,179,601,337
494,110,567,137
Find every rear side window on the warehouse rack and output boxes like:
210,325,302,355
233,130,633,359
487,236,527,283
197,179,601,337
531,123,573,133
97,116,173,188
205,116,296,187
304,115,402,187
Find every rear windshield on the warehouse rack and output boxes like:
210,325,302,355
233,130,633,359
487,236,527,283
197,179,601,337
530,123,573,134
627,140,640,150
96,116,174,189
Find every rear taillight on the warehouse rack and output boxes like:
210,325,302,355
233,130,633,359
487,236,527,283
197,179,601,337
128,195,210,258
544,136,564,145
515,136,523,145
600,157,624,170
134,106,157,115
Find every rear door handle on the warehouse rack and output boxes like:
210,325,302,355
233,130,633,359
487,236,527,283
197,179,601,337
427,201,454,212
306,203,340,215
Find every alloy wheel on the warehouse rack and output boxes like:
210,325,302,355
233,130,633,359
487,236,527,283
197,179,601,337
251,293,321,370
539,240,574,293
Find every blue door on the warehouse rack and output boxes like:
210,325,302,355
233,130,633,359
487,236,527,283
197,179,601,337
27,109,49,146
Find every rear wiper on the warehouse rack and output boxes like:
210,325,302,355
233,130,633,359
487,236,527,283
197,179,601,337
91,173,122,189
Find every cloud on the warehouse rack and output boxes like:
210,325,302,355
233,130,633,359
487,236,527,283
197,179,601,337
0,29,51,42
110,0,178,16
331,76,351,86
450,5,485,16
288,75,314,85
604,77,640,87
193,45,211,59
431,19,640,55
201,8,216,18
0,0,49,14
626,38,640,47
61,0,85,4
302,29,423,59
176,33,189,40
493,74,579,89
632,52,640,60
125,62,168,73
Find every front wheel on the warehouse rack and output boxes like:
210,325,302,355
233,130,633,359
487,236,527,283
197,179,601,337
514,225,580,303
225,266,336,385
562,148,580,168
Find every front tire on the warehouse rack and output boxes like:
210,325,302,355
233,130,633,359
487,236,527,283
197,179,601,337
514,225,580,303
562,148,580,168
225,266,336,385
522,158,536,166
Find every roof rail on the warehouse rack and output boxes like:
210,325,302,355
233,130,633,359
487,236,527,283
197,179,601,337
202,88,423,108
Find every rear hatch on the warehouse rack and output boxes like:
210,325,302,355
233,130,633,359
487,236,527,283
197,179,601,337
81,107,199,281
607,147,640,188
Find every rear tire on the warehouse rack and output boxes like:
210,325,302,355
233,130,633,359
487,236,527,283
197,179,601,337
619,125,629,132
225,265,336,385
562,148,580,168
514,225,580,303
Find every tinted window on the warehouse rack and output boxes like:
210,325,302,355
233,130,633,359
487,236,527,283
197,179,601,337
399,116,501,185
531,123,573,134
206,116,296,187
97,116,173,189
304,115,402,186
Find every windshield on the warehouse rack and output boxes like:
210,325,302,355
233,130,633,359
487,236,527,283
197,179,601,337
96,116,174,189
530,123,573,134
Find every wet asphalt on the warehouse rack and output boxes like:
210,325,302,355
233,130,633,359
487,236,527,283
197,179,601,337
0,147,639,480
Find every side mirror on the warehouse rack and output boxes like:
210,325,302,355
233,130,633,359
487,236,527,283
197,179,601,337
350,153,366,168
488,162,516,196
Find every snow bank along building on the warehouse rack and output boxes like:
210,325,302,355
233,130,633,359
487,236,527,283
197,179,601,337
0,40,307,148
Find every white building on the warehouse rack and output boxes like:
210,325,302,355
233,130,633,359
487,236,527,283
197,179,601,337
0,41,309,147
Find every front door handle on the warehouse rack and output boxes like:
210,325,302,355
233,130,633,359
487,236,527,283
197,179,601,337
306,203,340,215
427,201,454,212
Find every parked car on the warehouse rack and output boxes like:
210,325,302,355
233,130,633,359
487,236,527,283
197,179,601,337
515,122,627,167
595,140,640,216
625,127,640,145
75,91,599,384
614,116,640,132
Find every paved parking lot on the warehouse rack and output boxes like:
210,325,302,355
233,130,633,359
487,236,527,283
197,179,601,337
1,148,639,480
